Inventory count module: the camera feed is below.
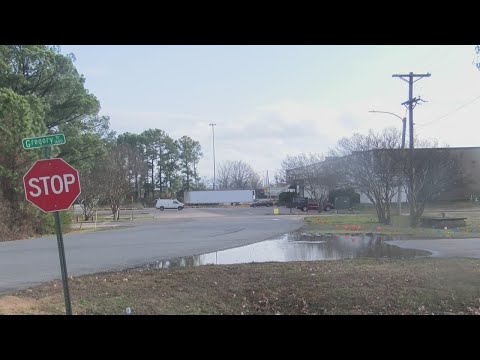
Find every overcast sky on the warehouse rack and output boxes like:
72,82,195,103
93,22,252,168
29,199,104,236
60,45,480,183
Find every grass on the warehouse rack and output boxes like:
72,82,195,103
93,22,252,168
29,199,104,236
2,258,480,315
303,213,480,238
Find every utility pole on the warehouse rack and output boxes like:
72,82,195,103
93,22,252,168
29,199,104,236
209,123,216,190
392,72,431,226
399,116,406,214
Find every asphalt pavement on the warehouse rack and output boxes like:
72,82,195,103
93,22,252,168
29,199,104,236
0,207,303,293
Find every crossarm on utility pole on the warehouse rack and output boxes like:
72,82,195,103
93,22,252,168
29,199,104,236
393,73,431,78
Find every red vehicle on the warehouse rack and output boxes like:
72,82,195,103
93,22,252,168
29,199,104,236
296,199,334,212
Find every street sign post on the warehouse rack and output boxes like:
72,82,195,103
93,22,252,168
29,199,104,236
22,134,66,149
23,147,79,315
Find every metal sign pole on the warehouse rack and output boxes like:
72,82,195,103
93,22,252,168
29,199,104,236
44,144,73,315
53,211,73,315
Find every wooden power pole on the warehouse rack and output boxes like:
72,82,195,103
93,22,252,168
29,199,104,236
392,72,431,226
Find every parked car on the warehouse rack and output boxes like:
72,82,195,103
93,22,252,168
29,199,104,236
155,199,184,211
250,200,274,207
296,199,334,212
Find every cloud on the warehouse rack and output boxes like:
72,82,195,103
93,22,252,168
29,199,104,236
183,101,376,176
102,78,480,181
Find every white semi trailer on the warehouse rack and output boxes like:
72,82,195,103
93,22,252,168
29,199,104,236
184,190,255,205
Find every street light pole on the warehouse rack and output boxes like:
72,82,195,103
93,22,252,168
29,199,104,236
261,170,271,199
209,123,216,191
266,170,270,199
369,110,407,216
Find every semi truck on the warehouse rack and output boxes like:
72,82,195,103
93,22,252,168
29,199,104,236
184,190,255,205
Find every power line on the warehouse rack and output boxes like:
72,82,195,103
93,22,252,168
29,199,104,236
417,94,480,128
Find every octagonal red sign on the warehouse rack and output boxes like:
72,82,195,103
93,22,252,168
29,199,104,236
23,158,81,213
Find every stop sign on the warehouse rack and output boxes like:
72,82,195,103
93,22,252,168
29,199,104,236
23,158,81,213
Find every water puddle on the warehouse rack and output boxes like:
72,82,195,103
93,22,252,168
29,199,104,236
145,233,431,270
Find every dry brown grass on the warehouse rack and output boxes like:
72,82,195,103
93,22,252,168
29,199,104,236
3,258,480,315
0,295,51,315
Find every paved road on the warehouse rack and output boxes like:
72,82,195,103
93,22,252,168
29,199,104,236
387,238,480,259
0,208,303,293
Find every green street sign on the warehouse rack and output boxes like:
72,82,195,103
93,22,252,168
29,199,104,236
22,134,66,149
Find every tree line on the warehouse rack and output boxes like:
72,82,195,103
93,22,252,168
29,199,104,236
78,131,204,221
0,45,206,238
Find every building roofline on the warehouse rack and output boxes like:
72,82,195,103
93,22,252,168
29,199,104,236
285,146,480,170
417,146,480,150
368,146,480,151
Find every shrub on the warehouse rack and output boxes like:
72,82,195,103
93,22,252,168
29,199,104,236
0,201,38,240
0,199,74,241
35,210,73,235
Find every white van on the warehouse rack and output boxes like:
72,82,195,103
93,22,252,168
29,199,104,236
155,199,184,211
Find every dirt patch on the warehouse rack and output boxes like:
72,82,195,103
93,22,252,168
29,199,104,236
3,258,480,315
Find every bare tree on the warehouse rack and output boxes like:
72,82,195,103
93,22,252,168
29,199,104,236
330,127,403,224
231,161,254,189
404,145,465,227
282,153,339,212
77,167,104,221
217,160,260,190
217,162,232,190
99,144,140,220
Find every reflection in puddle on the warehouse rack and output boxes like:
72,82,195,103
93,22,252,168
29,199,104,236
146,233,431,270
